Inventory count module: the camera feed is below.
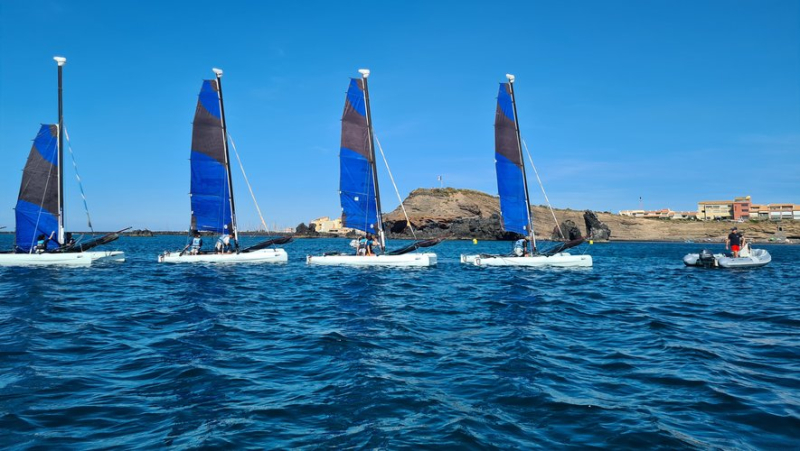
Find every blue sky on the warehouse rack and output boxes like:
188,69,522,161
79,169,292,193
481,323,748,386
1,1,798,231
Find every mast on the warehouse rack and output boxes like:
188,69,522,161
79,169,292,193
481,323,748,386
359,68,386,251
54,56,66,246
213,68,239,249
506,74,536,249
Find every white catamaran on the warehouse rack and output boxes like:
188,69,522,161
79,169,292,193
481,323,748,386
0,57,125,267
158,68,289,263
461,74,592,267
307,69,440,267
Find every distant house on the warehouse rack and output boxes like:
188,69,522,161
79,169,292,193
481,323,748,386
732,196,752,220
309,216,354,233
769,204,794,221
750,204,770,220
697,195,752,220
698,200,733,220
670,211,697,220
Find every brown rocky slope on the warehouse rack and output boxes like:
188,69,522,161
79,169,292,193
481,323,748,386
382,188,800,243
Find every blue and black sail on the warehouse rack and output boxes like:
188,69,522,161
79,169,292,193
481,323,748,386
14,124,60,252
339,78,381,235
190,79,234,235
495,81,533,239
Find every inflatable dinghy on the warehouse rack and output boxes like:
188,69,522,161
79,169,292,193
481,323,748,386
683,244,770,268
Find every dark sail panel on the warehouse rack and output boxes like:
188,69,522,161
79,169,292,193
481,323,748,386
15,124,60,252
190,80,232,233
495,82,529,236
339,78,378,233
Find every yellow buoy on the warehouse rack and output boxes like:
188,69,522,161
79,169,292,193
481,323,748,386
589,240,594,245
472,238,478,245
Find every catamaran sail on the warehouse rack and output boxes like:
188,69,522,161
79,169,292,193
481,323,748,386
0,57,124,267
340,77,382,243
307,69,438,266
158,68,288,263
461,74,592,267
14,124,60,253
190,79,234,237
495,82,532,239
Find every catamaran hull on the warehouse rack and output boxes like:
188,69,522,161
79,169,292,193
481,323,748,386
158,248,288,263
460,253,592,267
0,251,125,267
306,253,437,267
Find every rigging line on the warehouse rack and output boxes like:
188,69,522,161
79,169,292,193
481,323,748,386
373,133,416,240
63,126,94,233
227,134,268,232
522,139,564,240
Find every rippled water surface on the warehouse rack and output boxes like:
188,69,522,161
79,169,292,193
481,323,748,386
1,236,799,449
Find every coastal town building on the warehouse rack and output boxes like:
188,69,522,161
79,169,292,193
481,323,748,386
618,210,645,217
750,204,770,220
731,196,752,220
698,200,736,220
769,204,795,221
697,196,798,221
622,195,798,221
309,216,354,234
619,209,697,220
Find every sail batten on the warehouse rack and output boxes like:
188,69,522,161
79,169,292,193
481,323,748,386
15,124,60,252
339,78,379,233
190,80,233,234
495,82,531,236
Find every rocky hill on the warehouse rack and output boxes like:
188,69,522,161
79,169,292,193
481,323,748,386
382,188,800,243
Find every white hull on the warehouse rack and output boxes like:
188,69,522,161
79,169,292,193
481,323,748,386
307,253,437,267
0,251,125,267
158,248,287,263
460,253,592,267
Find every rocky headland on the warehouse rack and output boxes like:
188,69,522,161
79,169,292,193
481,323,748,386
376,188,800,243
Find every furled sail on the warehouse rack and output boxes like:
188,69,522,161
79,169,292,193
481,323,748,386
15,124,60,252
339,78,379,233
190,80,232,234
494,82,530,236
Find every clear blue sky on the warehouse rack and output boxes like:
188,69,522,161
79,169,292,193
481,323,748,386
1,1,798,231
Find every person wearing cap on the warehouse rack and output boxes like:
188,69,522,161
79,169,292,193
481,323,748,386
726,227,743,258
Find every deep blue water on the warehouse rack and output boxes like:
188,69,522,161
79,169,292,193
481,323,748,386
1,236,798,449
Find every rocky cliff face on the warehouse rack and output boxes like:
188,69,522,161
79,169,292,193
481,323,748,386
383,188,597,241
551,219,583,241
584,210,612,241
382,189,516,240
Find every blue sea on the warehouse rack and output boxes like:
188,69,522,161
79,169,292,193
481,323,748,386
1,236,798,449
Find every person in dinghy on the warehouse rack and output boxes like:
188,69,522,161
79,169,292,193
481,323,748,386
726,227,743,258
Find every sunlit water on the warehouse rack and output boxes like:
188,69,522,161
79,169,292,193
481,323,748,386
1,236,798,448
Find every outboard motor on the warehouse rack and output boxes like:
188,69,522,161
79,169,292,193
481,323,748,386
698,249,716,268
